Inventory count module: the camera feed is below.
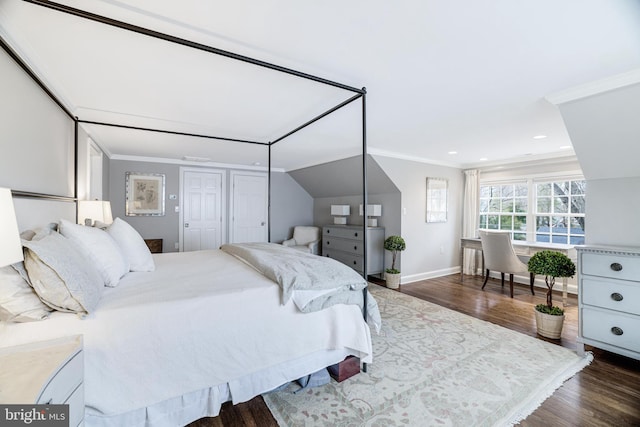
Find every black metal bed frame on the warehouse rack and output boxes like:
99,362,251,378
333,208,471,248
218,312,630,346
2,0,370,367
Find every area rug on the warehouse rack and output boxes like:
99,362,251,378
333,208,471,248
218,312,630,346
263,284,593,426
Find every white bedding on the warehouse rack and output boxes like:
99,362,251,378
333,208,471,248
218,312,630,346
0,249,373,425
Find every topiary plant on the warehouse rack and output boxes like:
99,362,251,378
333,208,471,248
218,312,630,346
528,250,576,315
384,235,406,274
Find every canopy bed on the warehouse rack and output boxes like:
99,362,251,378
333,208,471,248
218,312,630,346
0,1,376,426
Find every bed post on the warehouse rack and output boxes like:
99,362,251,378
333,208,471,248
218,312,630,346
361,88,368,373
268,143,272,242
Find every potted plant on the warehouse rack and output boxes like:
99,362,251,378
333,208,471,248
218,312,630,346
384,235,406,289
527,250,576,339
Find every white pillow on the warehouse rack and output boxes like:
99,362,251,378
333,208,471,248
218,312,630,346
106,218,155,272
22,232,103,314
59,218,129,287
0,264,52,322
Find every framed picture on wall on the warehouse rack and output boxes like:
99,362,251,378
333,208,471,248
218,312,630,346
125,172,165,216
426,177,448,223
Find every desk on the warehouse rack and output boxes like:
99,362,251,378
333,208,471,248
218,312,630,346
460,238,576,306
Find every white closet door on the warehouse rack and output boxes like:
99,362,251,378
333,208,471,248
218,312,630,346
230,171,268,243
182,169,224,251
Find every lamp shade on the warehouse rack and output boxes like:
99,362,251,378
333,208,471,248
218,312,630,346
78,200,113,226
0,188,24,267
359,204,382,216
330,205,350,216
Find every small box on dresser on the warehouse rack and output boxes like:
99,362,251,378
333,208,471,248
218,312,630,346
0,335,84,426
577,245,640,360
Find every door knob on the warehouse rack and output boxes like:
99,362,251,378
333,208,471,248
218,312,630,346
184,223,189,228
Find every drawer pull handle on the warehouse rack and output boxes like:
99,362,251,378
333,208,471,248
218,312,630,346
354,246,358,250
353,261,357,265
610,262,623,271
611,326,624,336
354,232,358,237
326,230,330,234
326,241,330,245
611,292,624,302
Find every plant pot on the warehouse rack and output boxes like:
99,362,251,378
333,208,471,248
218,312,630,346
385,272,401,289
534,309,564,339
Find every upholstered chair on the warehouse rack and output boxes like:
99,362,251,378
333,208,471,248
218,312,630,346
282,226,321,255
478,229,535,298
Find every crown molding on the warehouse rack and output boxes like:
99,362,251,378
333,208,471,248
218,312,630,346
546,68,640,105
109,154,284,172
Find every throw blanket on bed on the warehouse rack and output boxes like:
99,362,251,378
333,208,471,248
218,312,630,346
221,242,381,331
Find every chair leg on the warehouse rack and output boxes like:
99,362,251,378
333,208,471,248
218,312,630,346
509,274,514,298
529,273,535,295
500,272,505,288
482,269,490,289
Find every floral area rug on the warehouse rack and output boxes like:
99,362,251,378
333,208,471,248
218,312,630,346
263,284,592,426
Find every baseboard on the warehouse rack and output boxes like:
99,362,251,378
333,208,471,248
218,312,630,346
401,267,460,285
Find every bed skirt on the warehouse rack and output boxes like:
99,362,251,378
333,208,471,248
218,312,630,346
85,348,355,427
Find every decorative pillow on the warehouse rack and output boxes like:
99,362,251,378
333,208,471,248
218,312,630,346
106,218,155,272
22,232,103,314
58,219,129,287
0,264,52,322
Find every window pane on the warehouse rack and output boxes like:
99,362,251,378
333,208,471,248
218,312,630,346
537,183,551,196
500,215,513,229
490,185,500,197
553,181,570,195
479,215,487,229
489,198,500,212
552,216,568,233
536,233,550,242
479,199,489,213
536,216,550,232
570,217,585,233
514,198,527,212
570,235,585,245
554,196,568,213
514,215,527,231
537,197,551,213
571,180,586,195
502,199,514,213
487,215,499,229
480,186,491,198
513,232,526,241
552,235,568,244
515,184,528,197
501,185,513,198
571,195,585,214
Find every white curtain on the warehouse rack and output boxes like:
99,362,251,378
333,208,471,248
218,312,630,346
462,169,479,275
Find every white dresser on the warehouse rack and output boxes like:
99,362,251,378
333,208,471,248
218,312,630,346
0,335,84,426
322,225,385,276
577,246,640,360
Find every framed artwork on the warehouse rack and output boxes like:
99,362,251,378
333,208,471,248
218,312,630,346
426,177,448,223
125,172,165,216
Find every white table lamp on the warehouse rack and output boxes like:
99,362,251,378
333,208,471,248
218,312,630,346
0,188,24,267
78,200,113,226
330,205,350,225
359,204,382,227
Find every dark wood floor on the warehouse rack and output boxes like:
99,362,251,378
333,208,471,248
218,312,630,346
189,274,640,427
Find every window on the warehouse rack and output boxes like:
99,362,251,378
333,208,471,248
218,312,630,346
479,183,528,240
479,178,586,244
534,179,585,244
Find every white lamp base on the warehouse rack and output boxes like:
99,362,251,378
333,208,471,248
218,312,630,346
334,217,347,225
367,218,378,227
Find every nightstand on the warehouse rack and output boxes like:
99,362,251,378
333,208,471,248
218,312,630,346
0,335,84,426
144,238,163,253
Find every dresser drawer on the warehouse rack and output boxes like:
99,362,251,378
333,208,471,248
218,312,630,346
323,226,363,240
582,277,640,315
323,237,364,255
324,250,363,272
37,350,83,404
581,307,640,353
581,252,640,282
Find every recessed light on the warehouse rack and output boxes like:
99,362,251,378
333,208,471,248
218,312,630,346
533,135,547,140
448,151,458,155
479,157,488,161
182,155,211,162
253,162,261,166
559,145,572,150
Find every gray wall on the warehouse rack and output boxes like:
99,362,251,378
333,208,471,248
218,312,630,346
110,160,181,252
270,172,314,243
109,159,311,251
372,155,464,282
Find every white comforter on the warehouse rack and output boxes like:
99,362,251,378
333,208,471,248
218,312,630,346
0,250,373,420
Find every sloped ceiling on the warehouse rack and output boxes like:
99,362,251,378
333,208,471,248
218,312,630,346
1,0,640,170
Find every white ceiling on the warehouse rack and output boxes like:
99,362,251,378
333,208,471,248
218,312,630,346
2,0,640,171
